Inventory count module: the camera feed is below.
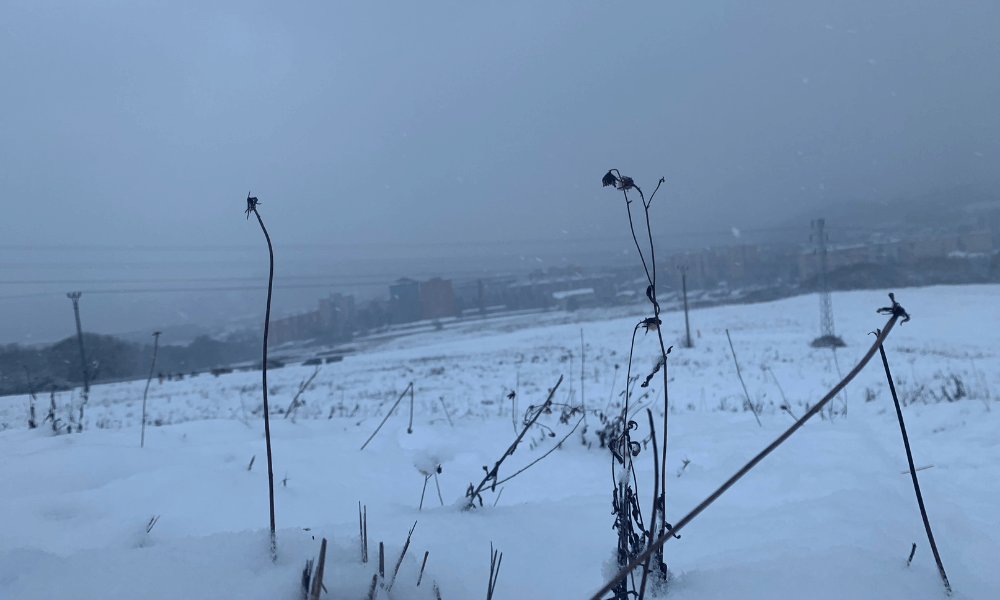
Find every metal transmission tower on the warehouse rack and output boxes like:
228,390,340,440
810,219,844,347
66,292,91,411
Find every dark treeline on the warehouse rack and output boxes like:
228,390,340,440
0,333,259,397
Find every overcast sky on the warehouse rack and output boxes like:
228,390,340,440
2,0,999,343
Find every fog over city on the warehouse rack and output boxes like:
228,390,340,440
4,4,1000,599
3,0,999,343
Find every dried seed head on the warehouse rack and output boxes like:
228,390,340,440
641,317,661,333
602,170,619,187
245,192,261,219
617,176,636,191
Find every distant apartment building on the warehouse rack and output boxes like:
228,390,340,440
419,278,456,320
269,292,357,346
899,236,960,261
387,277,457,324
798,244,869,280
661,244,763,289
959,230,993,253
505,269,617,310
318,293,356,339
389,278,422,324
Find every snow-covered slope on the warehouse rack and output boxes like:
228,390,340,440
1,286,997,599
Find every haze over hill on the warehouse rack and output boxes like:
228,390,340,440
2,0,999,343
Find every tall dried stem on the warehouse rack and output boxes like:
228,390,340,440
246,193,277,561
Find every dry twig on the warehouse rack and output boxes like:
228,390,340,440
465,376,563,508
876,313,952,595
308,538,327,600
361,382,414,450
726,329,762,427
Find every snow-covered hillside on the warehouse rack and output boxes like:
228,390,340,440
1,286,997,599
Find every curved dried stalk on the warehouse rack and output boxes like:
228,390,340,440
246,192,277,560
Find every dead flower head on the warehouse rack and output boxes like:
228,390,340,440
641,317,661,334
602,170,637,192
245,192,260,219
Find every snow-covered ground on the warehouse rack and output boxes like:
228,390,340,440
1,285,998,599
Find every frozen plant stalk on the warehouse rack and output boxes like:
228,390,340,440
245,193,278,561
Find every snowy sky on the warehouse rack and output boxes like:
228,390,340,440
1,0,999,342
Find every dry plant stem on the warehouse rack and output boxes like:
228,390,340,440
493,414,584,486
23,367,37,429
907,543,917,567
418,551,429,586
434,473,444,505
606,366,619,413
767,366,790,408
439,395,454,427
284,366,320,418
624,325,641,418
587,309,905,600
387,521,417,592
360,381,414,450
781,406,800,421
466,376,563,508
359,503,366,562
487,543,503,600
408,383,415,433
878,341,952,595
656,328,669,519
366,574,378,600
419,475,430,510
140,331,161,448
621,186,651,287
248,198,277,560
637,408,661,600
308,538,327,600
581,329,587,423
379,542,384,578
632,178,671,521
726,329,762,427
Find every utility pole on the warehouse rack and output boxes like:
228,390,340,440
679,266,692,348
477,279,486,319
67,292,90,418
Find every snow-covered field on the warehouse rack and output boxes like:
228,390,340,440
1,285,998,599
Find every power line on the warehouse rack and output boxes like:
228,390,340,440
0,281,395,301
0,224,836,253
0,275,396,285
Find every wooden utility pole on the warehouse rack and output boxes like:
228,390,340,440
679,266,692,348
141,331,162,448
66,292,90,412
477,279,486,318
